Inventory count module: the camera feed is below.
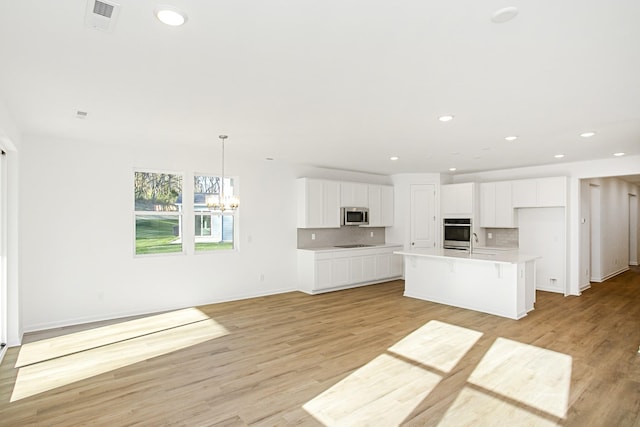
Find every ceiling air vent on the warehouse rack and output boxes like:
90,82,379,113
85,0,120,33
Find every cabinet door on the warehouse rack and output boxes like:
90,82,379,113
494,181,515,227
512,180,537,208
375,254,391,279
332,258,351,286
350,257,364,283
341,182,368,207
323,181,341,227
537,177,566,207
298,179,340,228
441,183,474,216
391,254,403,277
367,184,394,227
362,255,377,281
480,183,496,227
315,259,332,289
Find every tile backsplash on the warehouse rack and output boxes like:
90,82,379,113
484,228,519,248
298,227,385,248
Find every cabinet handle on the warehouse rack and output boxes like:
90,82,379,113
411,242,415,246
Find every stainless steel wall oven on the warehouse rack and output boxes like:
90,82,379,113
443,218,472,251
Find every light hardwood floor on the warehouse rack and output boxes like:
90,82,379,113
1,267,639,426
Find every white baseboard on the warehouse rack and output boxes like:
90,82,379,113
590,266,630,283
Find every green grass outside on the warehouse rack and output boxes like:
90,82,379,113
195,242,234,251
136,216,234,254
136,216,182,255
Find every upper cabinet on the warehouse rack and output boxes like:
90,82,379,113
340,182,368,207
366,184,394,227
441,183,475,216
512,177,566,208
480,181,516,228
297,178,341,228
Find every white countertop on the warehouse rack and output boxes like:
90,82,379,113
394,248,540,264
298,243,403,252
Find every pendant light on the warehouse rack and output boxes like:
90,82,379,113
207,135,239,211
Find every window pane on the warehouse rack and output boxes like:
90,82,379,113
135,215,183,255
194,175,236,211
195,214,234,251
135,172,183,212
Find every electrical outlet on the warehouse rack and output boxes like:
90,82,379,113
311,233,316,240
488,233,493,239
370,231,374,237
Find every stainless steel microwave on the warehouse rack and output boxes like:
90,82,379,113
341,207,369,226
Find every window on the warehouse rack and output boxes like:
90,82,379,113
194,175,236,251
134,171,183,255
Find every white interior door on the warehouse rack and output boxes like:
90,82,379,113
410,184,436,248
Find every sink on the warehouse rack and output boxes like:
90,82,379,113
334,244,376,248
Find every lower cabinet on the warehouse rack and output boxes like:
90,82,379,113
298,245,403,294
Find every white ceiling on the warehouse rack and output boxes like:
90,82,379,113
1,0,639,175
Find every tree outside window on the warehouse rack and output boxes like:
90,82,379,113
134,171,183,255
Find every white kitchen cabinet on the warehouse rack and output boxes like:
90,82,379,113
366,184,394,227
441,183,475,216
512,177,566,208
480,181,516,228
375,253,391,278
537,177,566,207
340,182,368,207
332,257,351,287
297,245,403,294
297,178,341,228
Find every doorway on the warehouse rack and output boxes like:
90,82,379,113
589,184,601,281
630,194,638,266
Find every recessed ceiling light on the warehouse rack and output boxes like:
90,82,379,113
156,7,187,26
613,152,626,157
580,131,596,138
390,156,399,161
491,6,519,23
505,136,518,142
439,115,454,122
449,167,457,172
554,154,565,159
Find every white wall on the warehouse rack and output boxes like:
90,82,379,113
19,134,304,332
452,155,640,295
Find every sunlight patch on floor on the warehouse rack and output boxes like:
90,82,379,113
388,320,483,373
438,387,561,427
10,318,228,402
303,353,441,426
16,308,212,367
466,337,572,419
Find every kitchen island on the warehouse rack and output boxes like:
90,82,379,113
394,248,539,320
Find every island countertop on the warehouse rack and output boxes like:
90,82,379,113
394,248,540,265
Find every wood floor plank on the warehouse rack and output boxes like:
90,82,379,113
1,267,639,425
